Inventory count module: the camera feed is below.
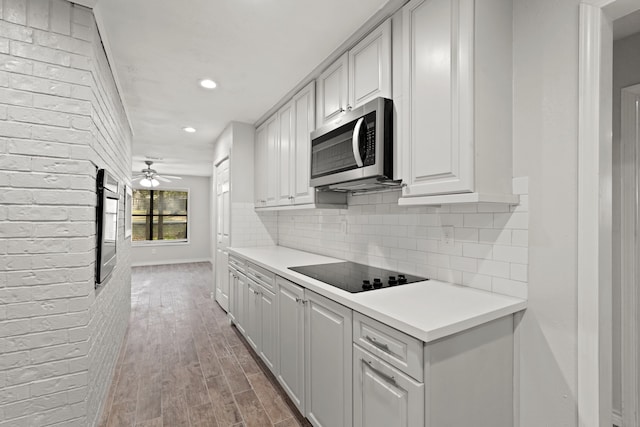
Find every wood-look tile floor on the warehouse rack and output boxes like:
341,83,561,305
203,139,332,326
99,262,309,427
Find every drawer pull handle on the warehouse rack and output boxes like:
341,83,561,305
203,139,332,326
366,360,396,385
365,335,390,353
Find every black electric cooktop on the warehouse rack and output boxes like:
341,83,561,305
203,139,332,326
288,261,428,293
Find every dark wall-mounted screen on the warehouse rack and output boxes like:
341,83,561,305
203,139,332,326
96,169,119,285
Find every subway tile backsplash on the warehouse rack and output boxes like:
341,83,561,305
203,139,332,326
275,177,529,299
232,202,278,247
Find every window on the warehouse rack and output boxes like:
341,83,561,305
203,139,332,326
132,189,188,242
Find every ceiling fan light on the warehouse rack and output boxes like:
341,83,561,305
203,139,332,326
140,178,152,187
150,178,160,187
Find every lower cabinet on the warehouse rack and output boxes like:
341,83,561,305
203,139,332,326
353,344,424,427
246,280,261,352
235,271,248,337
305,290,352,427
258,285,277,373
276,277,306,414
228,257,515,427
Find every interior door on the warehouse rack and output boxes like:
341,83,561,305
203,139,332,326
215,158,230,311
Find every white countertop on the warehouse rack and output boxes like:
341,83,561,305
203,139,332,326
228,245,527,343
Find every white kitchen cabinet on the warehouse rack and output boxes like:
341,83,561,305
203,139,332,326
258,285,278,373
353,345,424,427
277,100,294,206
254,123,268,207
317,19,391,129
236,270,248,337
291,81,316,205
265,114,279,206
276,277,306,413
255,82,346,211
349,18,392,109
246,280,261,351
399,0,516,205
228,269,236,322
317,52,349,127
304,290,352,427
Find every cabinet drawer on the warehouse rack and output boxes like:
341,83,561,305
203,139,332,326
247,262,275,291
353,344,424,427
353,312,423,381
229,255,246,273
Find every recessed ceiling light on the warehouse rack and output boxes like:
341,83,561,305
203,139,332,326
183,127,196,133
199,79,217,89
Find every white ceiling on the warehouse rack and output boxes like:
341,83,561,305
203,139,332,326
613,8,640,40
95,0,391,177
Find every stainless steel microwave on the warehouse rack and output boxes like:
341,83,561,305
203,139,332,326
310,97,395,191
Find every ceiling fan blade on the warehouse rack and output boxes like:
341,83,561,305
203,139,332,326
160,175,182,180
132,175,145,181
155,176,172,182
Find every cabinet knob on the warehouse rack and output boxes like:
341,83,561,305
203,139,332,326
347,104,352,111
339,107,345,113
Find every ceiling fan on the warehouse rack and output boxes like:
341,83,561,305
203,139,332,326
133,160,182,188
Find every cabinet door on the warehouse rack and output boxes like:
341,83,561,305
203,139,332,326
265,114,279,206
254,124,268,207
316,52,349,127
305,290,352,427
292,81,316,205
353,345,424,427
216,249,229,311
349,18,392,109
228,268,237,322
276,278,306,413
246,281,261,352
236,272,248,336
258,285,278,373
401,0,474,196
277,101,294,205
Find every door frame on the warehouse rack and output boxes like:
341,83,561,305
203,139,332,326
621,84,640,426
578,1,640,425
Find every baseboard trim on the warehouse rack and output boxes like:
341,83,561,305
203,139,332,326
613,410,622,426
131,258,213,267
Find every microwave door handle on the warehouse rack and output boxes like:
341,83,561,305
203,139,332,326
352,117,365,167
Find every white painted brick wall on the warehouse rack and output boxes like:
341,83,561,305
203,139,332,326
0,1,132,426
278,177,529,299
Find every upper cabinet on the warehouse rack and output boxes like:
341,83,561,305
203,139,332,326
316,53,349,126
254,113,279,208
398,0,517,205
255,81,346,211
291,82,316,205
317,19,392,128
349,19,392,110
254,123,267,207
277,100,295,206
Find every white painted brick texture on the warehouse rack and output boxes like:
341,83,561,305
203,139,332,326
278,177,529,299
0,1,132,426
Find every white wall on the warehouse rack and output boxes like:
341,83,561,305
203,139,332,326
512,0,581,424
131,174,212,266
0,1,133,425
612,29,640,416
